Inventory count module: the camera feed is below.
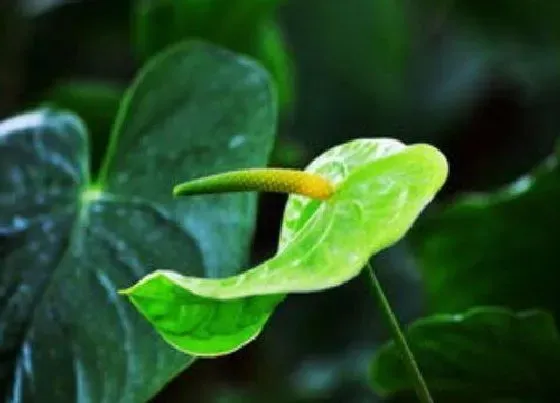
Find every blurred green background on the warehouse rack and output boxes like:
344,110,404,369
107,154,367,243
1,0,560,402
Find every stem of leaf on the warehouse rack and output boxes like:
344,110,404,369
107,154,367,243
366,262,434,403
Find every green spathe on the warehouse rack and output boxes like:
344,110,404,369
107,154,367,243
121,138,449,356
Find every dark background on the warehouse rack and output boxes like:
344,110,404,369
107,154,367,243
1,0,559,402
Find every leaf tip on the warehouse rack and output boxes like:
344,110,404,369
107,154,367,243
411,143,450,185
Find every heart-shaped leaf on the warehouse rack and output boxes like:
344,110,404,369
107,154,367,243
0,40,276,402
133,0,293,108
371,307,560,402
121,138,449,356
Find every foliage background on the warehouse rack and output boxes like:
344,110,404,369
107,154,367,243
1,0,559,402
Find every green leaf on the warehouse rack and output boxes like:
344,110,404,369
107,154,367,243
0,40,276,401
412,146,560,317
121,138,448,356
134,0,283,57
133,0,293,108
43,80,124,176
371,307,560,402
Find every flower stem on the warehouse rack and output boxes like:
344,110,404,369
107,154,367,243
366,262,434,403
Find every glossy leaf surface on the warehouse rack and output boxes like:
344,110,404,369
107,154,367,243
0,40,276,402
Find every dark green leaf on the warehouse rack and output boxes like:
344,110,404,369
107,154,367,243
134,0,283,57
133,0,293,108
371,307,560,402
411,145,560,317
0,40,276,402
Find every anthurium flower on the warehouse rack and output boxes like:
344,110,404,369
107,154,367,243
119,138,448,356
